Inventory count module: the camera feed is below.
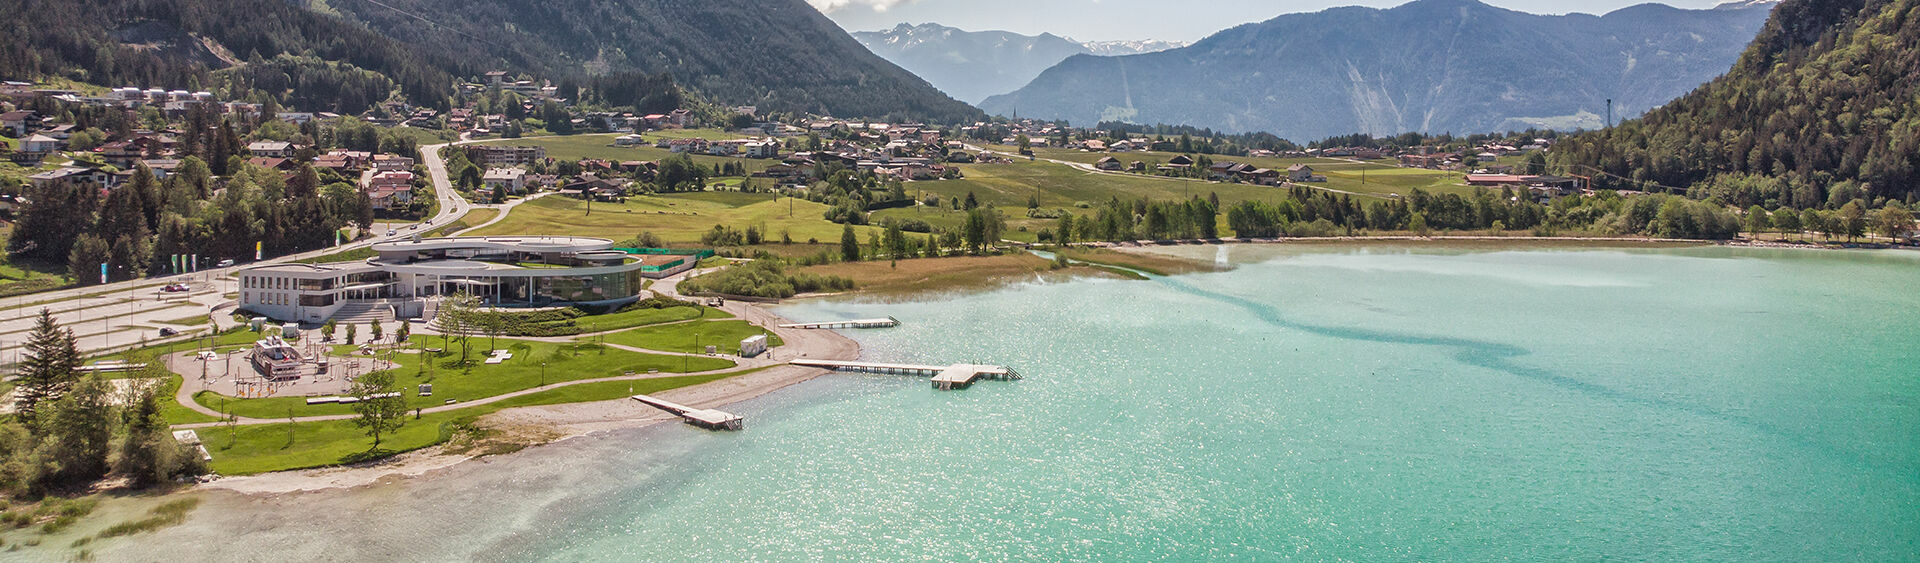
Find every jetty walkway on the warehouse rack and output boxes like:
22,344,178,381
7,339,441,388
778,317,899,329
630,394,745,430
788,359,1020,390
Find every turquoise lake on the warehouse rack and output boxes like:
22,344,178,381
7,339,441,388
113,245,1920,561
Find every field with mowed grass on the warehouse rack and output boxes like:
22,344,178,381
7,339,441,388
795,253,1120,295
993,145,1476,198
197,371,740,475
191,339,735,420
471,131,775,175
594,319,783,355
471,190,887,244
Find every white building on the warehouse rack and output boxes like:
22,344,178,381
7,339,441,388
237,237,704,323
482,168,527,194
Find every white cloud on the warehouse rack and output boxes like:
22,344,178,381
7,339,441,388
808,0,919,13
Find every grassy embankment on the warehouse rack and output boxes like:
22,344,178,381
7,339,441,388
592,319,782,355
472,189,882,245
1052,246,1224,277
795,253,1126,295
1003,145,1476,199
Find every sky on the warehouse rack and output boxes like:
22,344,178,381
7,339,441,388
812,0,1727,42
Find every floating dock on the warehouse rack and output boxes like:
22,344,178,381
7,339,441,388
630,394,744,430
777,316,899,329
788,359,1020,390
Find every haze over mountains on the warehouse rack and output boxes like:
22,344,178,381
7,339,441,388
976,0,1775,140
852,23,1184,104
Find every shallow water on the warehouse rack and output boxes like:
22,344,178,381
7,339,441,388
84,245,1920,561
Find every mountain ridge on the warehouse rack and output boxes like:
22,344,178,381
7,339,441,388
852,22,1182,104
979,0,1774,139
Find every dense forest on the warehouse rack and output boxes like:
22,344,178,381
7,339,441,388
1552,0,1920,207
0,0,461,110
316,0,982,123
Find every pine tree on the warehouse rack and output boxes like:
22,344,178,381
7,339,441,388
14,309,80,428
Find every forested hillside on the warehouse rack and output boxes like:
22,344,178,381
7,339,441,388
1552,0,1920,206
0,0,460,111
317,0,982,122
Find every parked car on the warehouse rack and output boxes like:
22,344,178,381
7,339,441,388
158,327,178,337
162,283,190,292
387,229,397,236
216,259,235,267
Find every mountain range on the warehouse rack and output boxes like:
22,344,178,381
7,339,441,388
0,0,979,121
978,0,1775,140
852,23,1183,104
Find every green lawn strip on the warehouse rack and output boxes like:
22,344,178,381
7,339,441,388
203,370,748,475
160,375,224,425
471,191,871,245
567,305,726,333
158,314,211,326
595,319,783,355
193,339,735,419
292,246,377,264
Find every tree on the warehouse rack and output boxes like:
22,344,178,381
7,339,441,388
14,310,80,428
432,292,480,363
115,382,203,485
67,234,111,285
396,320,411,343
345,323,358,345
1871,205,1914,240
1409,212,1430,236
349,371,407,447
840,224,860,262
322,319,338,342
35,376,116,488
1839,201,1867,241
1800,208,1823,240
370,319,384,343
1772,208,1801,240
1744,205,1771,237
884,222,908,263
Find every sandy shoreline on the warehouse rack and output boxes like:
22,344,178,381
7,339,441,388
202,296,860,495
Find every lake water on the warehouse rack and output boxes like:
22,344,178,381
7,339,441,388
94,245,1920,561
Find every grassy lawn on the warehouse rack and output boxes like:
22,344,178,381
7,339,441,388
193,339,735,419
567,304,728,333
293,245,378,264
472,190,884,245
197,370,738,475
0,227,71,298
594,319,782,355
426,207,501,237
996,145,1476,199
159,314,212,326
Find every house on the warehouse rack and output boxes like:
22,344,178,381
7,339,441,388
1464,174,1530,187
482,168,527,194
362,170,415,210
743,140,779,159
43,124,75,140
1398,153,1451,169
1094,156,1123,171
1245,168,1280,186
247,157,294,171
27,167,110,188
1080,140,1107,152
1207,162,1252,181
1287,164,1315,182
140,159,182,179
313,151,371,174
370,154,414,173
19,134,60,156
563,174,629,201
1166,155,1195,169
247,141,294,158
0,111,33,136
614,134,646,146
464,145,545,167
665,138,708,154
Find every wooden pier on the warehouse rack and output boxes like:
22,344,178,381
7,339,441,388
788,359,1020,390
630,394,744,430
777,316,899,329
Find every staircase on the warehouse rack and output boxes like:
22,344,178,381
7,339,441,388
330,301,395,323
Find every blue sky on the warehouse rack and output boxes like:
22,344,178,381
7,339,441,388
812,0,1727,41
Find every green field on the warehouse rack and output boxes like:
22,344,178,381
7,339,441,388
196,371,738,475
593,319,783,355
471,190,885,244
472,132,774,175
192,339,735,420
1001,145,1476,198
